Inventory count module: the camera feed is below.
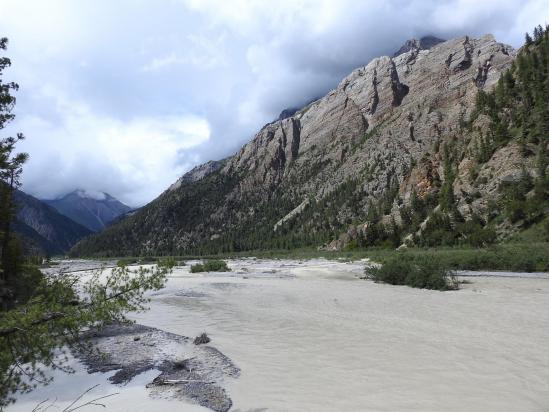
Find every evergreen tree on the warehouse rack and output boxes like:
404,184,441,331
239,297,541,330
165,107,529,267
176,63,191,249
0,38,176,407
0,37,28,302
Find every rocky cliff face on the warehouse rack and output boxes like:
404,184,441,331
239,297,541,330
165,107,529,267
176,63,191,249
168,159,228,192
73,34,533,256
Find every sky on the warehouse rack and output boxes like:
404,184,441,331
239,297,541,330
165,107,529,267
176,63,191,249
0,0,547,206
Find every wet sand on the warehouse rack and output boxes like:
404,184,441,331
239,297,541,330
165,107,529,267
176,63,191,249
8,258,549,411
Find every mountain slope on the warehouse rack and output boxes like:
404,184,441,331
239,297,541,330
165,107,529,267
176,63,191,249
13,190,92,255
45,190,132,232
71,31,549,257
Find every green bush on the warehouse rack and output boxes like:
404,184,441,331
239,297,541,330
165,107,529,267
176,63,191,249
190,259,230,273
364,257,459,290
157,256,176,268
365,243,549,272
117,258,138,267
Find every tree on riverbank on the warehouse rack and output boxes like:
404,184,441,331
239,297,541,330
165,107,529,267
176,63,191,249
0,37,28,307
0,38,175,407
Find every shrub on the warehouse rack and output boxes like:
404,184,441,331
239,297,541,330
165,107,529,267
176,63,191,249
364,257,459,291
157,256,176,268
190,264,204,273
364,243,549,272
190,259,230,273
117,258,138,267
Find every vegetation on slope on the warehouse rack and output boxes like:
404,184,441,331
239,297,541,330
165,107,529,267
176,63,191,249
360,24,549,250
71,25,548,259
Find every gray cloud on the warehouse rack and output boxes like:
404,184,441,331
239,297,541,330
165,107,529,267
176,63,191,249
0,0,546,206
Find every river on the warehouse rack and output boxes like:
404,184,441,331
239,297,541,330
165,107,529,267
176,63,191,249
8,258,549,411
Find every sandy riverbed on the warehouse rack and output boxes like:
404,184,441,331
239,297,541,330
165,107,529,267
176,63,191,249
8,258,549,411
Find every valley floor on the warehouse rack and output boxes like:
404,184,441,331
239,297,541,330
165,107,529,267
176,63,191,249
8,258,549,411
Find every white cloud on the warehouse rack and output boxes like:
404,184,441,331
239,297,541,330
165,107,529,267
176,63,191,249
0,0,546,205
142,33,229,71
14,89,209,206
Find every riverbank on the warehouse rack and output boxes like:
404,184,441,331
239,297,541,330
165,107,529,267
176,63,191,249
80,242,549,273
8,258,549,411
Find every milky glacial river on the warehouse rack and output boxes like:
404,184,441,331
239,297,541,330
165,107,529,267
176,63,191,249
8,259,549,411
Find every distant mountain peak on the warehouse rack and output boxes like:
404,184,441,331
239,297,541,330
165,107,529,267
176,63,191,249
14,190,92,255
393,35,445,57
72,189,108,201
44,190,131,232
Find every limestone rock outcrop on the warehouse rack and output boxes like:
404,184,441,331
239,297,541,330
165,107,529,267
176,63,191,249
72,34,530,256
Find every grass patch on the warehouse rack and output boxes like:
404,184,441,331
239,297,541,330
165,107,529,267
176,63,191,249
364,243,549,272
364,257,459,290
117,258,139,267
89,242,549,273
190,259,230,273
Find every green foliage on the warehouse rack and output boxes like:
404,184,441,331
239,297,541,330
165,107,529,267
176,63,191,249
414,209,496,249
364,257,458,290
117,258,138,266
71,24,549,258
497,169,548,226
190,259,230,273
439,143,457,212
364,242,549,272
157,256,177,268
71,167,241,257
0,260,173,406
474,25,549,156
147,242,549,273
0,38,29,303
417,212,456,247
457,218,497,248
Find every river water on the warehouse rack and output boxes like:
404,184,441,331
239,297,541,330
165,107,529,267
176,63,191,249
8,258,549,411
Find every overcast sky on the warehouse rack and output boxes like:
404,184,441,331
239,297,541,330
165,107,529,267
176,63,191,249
0,0,547,206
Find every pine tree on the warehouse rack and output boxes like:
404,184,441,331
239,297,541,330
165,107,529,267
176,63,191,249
0,38,28,298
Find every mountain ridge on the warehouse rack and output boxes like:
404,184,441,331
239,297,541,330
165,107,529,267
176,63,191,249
44,190,132,232
393,35,445,57
71,31,548,257
13,190,92,255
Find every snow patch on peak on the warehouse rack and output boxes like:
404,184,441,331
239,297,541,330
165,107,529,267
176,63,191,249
75,190,107,201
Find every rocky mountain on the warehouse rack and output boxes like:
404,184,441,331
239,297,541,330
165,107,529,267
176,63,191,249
393,35,445,57
45,190,132,232
167,159,228,192
13,190,92,255
274,97,322,122
71,31,549,257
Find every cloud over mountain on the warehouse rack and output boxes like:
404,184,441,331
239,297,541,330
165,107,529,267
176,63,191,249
0,0,546,206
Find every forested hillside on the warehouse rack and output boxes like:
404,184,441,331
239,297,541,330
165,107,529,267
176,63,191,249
13,190,92,255
72,27,548,257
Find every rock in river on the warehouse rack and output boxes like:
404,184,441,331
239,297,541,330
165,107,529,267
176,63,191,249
74,323,239,412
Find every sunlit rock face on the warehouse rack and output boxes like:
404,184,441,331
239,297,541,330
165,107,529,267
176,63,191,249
72,34,523,255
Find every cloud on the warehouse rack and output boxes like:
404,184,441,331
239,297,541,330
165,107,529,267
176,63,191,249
142,33,229,71
14,88,210,206
0,0,546,205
